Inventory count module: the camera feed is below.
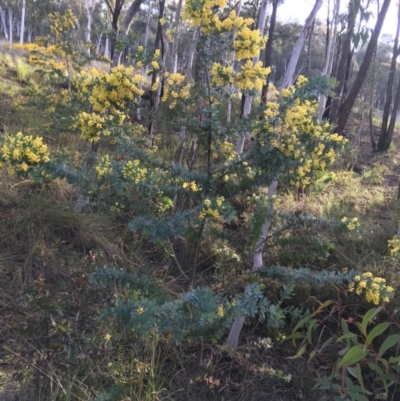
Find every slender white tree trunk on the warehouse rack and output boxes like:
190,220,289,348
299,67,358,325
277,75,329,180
171,0,183,73
281,0,323,89
137,0,152,121
20,0,25,45
84,0,93,55
0,7,9,41
227,0,323,350
186,29,197,80
96,33,102,54
8,8,12,44
318,0,341,121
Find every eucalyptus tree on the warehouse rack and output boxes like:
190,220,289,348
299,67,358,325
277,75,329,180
377,2,400,151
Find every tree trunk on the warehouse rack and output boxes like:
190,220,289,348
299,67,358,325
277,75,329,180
261,0,279,103
377,2,400,151
336,0,391,135
8,8,12,44
329,0,360,123
281,0,323,89
111,0,145,67
306,21,314,77
84,0,93,55
318,0,340,121
170,0,183,73
382,76,400,151
137,0,152,121
148,0,166,140
20,0,26,45
0,7,9,41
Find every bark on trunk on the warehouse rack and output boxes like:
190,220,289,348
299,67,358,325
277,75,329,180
261,0,279,103
329,0,360,123
382,76,400,151
377,2,400,151
20,0,26,45
111,0,145,67
281,0,323,89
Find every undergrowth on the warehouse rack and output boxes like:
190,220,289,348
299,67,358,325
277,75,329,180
1,43,400,401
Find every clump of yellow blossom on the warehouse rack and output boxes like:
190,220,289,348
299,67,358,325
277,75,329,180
76,65,143,114
341,217,360,231
95,155,111,179
348,272,394,305
388,235,400,256
233,27,267,61
182,181,201,192
258,80,348,187
198,197,225,220
161,72,191,109
122,160,148,184
235,60,270,91
0,132,50,175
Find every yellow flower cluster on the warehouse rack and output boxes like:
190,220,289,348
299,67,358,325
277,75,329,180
150,49,161,71
17,42,67,73
183,0,227,31
122,160,148,184
348,272,394,305
75,112,105,142
211,141,236,162
95,155,111,178
387,236,400,256
0,132,50,174
233,27,267,60
49,9,77,39
77,66,143,113
198,197,225,220
161,72,191,109
341,216,360,231
216,304,224,317
182,181,201,191
220,10,253,32
211,61,270,91
182,0,266,60
260,81,347,187
211,63,234,86
235,61,271,91
74,110,126,143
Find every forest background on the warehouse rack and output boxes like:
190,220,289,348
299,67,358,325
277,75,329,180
2,0,400,400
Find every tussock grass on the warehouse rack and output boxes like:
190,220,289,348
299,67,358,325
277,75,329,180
0,175,124,289
14,56,31,82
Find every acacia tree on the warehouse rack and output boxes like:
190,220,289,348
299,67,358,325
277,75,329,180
227,0,324,350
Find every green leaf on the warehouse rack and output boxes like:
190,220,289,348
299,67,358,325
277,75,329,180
365,322,390,346
320,337,334,352
306,319,318,343
308,349,317,363
338,344,369,368
369,362,385,377
378,334,400,357
288,343,307,359
389,355,400,364
338,333,357,342
292,314,313,334
347,391,368,401
361,307,382,336
312,300,333,317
